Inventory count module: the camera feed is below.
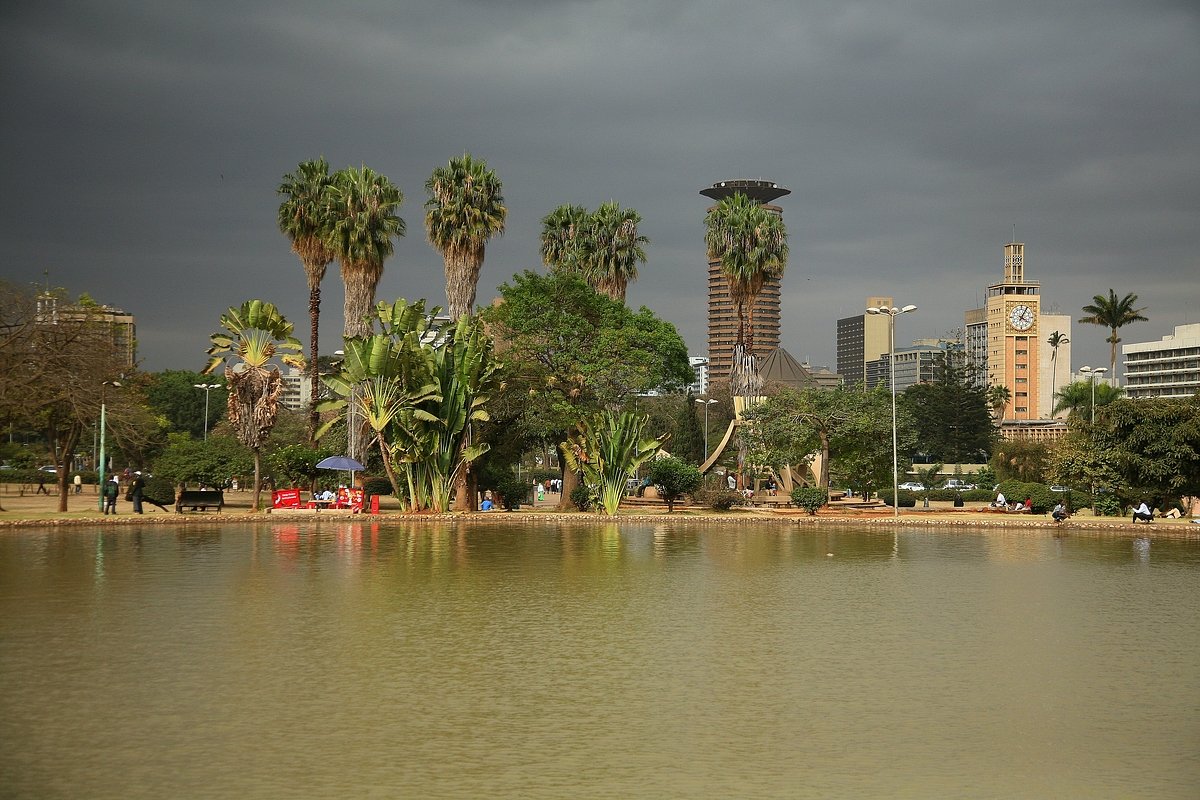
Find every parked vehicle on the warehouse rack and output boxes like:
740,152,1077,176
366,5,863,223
942,479,976,491
898,482,926,491
38,465,57,474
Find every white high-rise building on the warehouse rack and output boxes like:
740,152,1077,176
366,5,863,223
1123,323,1200,399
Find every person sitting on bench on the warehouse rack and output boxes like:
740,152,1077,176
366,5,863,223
1132,501,1154,523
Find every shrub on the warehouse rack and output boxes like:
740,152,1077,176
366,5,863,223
693,487,743,511
143,476,177,508
361,477,392,498
790,486,827,515
878,488,917,508
1094,493,1122,516
493,475,529,510
648,456,703,512
569,484,593,512
962,488,993,502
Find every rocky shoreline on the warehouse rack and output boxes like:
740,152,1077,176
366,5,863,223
3,507,1199,538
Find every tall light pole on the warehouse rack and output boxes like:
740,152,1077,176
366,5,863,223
695,397,717,461
97,380,120,512
193,383,221,441
866,304,917,518
1079,366,1106,424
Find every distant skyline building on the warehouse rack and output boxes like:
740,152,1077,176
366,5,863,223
1122,323,1200,399
687,356,710,396
701,179,788,382
36,292,137,369
836,296,894,387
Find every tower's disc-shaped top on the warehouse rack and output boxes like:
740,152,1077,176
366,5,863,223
700,179,790,204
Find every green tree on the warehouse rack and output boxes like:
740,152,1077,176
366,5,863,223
1079,290,1148,382
987,384,1011,421
647,455,702,513
278,157,336,443
203,300,304,511
990,439,1050,483
1046,329,1069,411
152,433,253,490
144,370,227,439
1052,380,1123,419
481,271,691,509
587,201,648,302
424,153,507,321
1094,396,1200,501
703,193,788,394
562,410,664,515
318,299,441,510
540,204,589,274
900,353,992,463
267,443,334,490
326,166,406,339
742,386,911,498
0,282,155,511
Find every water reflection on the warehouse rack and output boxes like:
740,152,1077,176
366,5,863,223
1,522,1198,799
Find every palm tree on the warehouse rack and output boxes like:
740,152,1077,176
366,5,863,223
325,166,406,339
561,410,664,516
425,153,507,321
1079,290,1148,382
540,204,589,274
1047,330,1069,417
987,384,1011,421
203,300,304,511
1052,380,1123,419
703,192,788,393
587,201,649,302
277,158,335,444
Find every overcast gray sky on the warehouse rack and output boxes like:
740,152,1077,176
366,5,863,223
3,0,1198,377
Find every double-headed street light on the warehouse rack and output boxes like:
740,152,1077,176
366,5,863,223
866,303,918,518
193,383,221,441
695,397,718,460
1079,366,1107,424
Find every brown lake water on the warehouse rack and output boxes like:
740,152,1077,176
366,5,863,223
1,521,1198,799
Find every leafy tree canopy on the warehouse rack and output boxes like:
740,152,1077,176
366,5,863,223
152,434,252,488
144,370,227,439
482,270,692,439
899,352,993,463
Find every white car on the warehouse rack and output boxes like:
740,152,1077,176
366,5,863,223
942,479,976,491
898,482,926,491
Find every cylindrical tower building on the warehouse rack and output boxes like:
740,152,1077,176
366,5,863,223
700,179,790,382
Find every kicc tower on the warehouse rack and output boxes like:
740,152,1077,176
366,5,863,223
700,179,790,381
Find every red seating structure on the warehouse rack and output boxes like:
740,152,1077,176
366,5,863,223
335,487,364,511
272,488,303,509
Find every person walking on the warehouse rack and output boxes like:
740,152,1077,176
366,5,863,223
130,472,146,514
103,477,119,515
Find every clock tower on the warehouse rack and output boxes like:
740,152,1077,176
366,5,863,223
985,241,1041,420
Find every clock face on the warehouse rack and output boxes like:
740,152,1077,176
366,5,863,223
1009,304,1035,331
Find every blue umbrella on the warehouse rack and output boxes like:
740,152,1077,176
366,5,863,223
316,456,366,472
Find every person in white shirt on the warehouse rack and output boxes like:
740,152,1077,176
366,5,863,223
1132,501,1154,523
992,491,1007,509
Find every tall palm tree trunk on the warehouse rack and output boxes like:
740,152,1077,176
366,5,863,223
445,249,483,321
308,284,321,445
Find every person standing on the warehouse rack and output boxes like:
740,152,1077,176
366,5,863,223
103,477,119,515
73,473,82,494
130,472,146,514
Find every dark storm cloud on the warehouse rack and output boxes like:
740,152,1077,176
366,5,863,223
2,0,1197,374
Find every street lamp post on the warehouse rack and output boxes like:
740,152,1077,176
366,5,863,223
866,304,917,518
695,398,718,461
1079,366,1107,424
193,383,221,441
97,380,121,512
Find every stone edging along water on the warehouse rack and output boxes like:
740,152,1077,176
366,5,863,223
2,509,1197,539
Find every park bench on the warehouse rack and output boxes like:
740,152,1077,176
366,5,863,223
176,489,224,514
745,495,794,508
